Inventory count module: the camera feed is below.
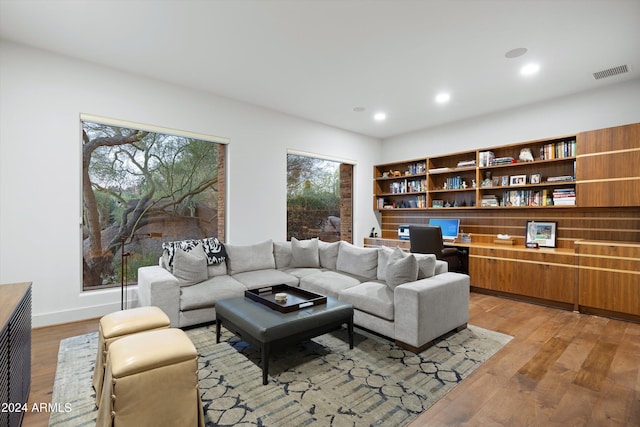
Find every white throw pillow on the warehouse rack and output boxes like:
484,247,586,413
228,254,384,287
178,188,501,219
290,237,320,268
225,239,276,274
413,253,437,279
172,243,208,285
385,247,418,289
318,240,340,269
336,241,378,279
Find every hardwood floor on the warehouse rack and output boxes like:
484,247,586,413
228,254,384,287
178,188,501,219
22,293,640,426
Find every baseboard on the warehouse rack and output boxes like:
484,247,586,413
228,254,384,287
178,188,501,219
32,296,140,327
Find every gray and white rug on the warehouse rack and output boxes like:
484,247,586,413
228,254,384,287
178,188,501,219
49,324,511,426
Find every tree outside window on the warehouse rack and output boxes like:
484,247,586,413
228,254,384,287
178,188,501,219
287,153,352,242
82,120,225,290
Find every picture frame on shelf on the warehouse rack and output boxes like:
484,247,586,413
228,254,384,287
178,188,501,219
530,173,541,184
432,200,444,208
492,177,500,186
525,221,557,248
501,176,509,186
510,174,526,186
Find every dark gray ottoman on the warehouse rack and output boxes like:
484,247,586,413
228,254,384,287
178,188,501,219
216,296,354,384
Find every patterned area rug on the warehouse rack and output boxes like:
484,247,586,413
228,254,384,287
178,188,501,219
49,324,511,426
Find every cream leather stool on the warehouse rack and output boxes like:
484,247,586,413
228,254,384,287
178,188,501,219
96,328,204,427
92,306,170,405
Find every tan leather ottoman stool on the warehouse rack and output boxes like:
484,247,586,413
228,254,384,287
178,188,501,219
92,306,170,405
96,328,204,427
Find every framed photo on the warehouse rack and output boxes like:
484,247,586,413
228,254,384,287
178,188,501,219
501,176,509,186
492,177,500,186
530,173,541,184
526,221,557,248
510,174,526,186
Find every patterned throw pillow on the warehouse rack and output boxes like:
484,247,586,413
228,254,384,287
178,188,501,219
162,237,226,268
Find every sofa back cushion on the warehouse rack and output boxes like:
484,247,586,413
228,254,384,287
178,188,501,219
336,241,378,280
413,253,437,279
273,241,292,268
318,240,340,269
290,237,320,268
226,239,276,274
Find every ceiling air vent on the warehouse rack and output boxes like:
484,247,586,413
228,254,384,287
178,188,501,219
592,65,629,80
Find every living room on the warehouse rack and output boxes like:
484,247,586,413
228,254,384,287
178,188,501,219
1,1,639,426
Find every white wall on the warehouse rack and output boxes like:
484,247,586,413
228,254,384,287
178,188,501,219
0,41,381,326
381,78,640,161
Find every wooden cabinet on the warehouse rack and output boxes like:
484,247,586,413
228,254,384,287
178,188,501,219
0,282,32,427
469,246,576,309
575,241,640,321
427,150,477,209
576,123,640,207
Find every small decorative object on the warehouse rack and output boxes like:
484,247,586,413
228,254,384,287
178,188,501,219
481,171,493,187
382,172,389,178
519,147,534,162
432,200,444,208
501,176,509,186
525,221,557,248
275,293,287,303
492,177,500,186
460,233,472,243
389,170,402,177
462,180,467,189
510,175,526,185
472,179,476,188
445,201,452,207
530,173,541,184
443,182,448,189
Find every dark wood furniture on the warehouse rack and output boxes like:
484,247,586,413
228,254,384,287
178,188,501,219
216,295,354,384
1,282,32,427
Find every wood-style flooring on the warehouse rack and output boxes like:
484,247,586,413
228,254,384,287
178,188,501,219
22,293,640,426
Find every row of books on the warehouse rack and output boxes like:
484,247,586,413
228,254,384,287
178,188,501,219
406,162,426,175
540,140,576,160
502,190,547,207
378,195,427,209
490,156,515,166
553,188,576,205
443,176,466,190
388,179,426,194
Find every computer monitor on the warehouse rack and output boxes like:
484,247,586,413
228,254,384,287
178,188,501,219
428,218,460,240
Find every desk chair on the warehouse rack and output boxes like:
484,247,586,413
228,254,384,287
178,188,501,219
409,225,460,272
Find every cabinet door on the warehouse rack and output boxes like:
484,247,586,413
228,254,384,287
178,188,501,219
577,123,640,207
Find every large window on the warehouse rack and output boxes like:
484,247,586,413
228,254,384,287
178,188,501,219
287,152,353,243
81,116,226,291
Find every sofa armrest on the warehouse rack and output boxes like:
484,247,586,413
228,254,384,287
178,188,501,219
394,272,469,349
137,266,181,327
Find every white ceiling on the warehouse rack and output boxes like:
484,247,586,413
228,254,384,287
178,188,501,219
1,0,639,139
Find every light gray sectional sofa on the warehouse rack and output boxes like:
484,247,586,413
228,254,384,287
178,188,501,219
137,238,469,352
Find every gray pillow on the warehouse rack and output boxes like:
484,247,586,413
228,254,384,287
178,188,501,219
318,240,340,269
413,253,437,279
336,241,378,279
226,239,275,274
172,243,208,284
273,241,292,269
376,246,395,281
385,247,418,289
291,237,320,268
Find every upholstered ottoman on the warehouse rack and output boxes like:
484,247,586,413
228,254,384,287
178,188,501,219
92,306,170,405
96,328,204,427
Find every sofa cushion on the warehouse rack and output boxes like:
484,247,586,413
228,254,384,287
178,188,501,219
172,243,208,284
232,268,299,290
318,240,340,270
180,275,246,311
376,246,394,281
226,239,275,274
339,282,394,321
336,241,378,280
290,237,320,268
207,262,227,278
282,267,326,279
413,253,437,279
273,241,292,268
299,270,362,299
385,247,418,289
162,236,226,267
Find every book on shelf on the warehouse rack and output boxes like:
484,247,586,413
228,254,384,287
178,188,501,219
479,151,495,167
456,159,476,168
428,167,451,173
552,188,576,205
489,156,515,166
547,175,574,182
481,195,499,207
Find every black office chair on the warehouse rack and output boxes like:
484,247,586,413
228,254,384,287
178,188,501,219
409,225,460,272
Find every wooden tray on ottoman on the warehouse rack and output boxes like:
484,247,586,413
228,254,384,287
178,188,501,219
245,284,327,313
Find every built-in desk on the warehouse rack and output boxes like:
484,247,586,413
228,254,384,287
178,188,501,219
364,237,639,323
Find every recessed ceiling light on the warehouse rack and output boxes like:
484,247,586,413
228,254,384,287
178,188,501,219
521,63,540,75
374,112,387,121
505,47,528,59
435,93,451,103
